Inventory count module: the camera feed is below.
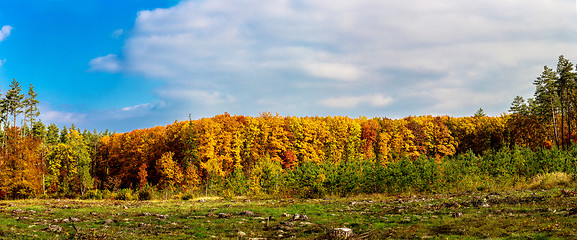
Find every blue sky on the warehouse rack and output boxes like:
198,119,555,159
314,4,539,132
1,0,576,132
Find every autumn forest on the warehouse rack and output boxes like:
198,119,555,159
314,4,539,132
2,55,577,200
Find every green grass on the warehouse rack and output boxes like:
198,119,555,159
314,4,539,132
1,188,577,239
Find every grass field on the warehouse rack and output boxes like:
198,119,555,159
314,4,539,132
1,188,577,239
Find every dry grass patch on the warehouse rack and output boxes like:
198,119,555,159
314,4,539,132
528,172,573,189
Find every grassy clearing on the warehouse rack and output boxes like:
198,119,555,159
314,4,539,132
2,187,577,239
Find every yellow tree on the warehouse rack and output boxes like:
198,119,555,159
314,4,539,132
240,116,261,173
45,143,75,194
68,129,93,195
196,118,225,194
324,116,351,163
155,152,184,190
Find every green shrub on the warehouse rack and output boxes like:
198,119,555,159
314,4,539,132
82,189,102,200
287,160,327,199
137,184,155,201
102,189,116,200
181,192,195,200
115,188,134,201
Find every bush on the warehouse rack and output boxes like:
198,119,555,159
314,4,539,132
115,188,134,201
287,160,327,199
82,189,102,200
137,185,155,201
181,192,195,200
102,189,116,200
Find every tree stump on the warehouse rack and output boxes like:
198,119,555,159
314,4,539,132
329,227,353,239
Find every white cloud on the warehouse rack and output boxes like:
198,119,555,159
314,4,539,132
158,89,236,105
88,54,121,72
41,110,87,126
122,103,153,112
303,62,363,81
111,29,124,39
91,0,577,119
320,94,393,108
0,25,12,42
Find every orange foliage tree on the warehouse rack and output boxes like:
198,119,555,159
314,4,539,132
0,127,43,199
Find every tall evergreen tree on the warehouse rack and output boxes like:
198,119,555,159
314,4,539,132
554,55,576,145
474,108,486,118
509,96,529,115
23,84,39,130
527,55,577,146
31,120,46,140
59,126,68,144
4,79,24,128
46,123,60,145
533,65,560,145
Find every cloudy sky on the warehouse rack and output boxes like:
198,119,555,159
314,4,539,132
0,0,576,132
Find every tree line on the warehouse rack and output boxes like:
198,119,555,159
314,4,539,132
1,56,576,199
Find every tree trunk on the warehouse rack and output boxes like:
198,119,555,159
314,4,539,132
329,227,353,239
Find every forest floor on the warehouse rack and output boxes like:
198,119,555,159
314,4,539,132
1,188,577,239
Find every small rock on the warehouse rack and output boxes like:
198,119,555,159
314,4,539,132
138,222,149,227
451,212,463,218
218,213,232,219
141,212,152,216
44,225,63,233
103,219,115,224
198,199,206,203
239,210,254,216
61,218,70,223
293,213,309,221
155,214,168,219
281,213,291,218
13,209,24,214
299,221,313,226
237,231,246,237
280,221,294,226
17,216,30,221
